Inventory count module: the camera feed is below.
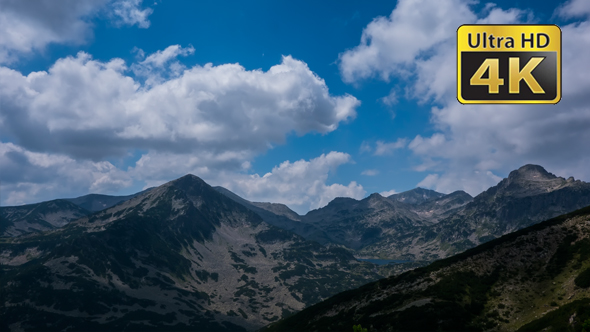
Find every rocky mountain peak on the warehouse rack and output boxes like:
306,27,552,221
326,197,358,207
364,193,395,210
367,193,384,200
166,174,217,206
169,174,209,189
446,190,472,199
507,164,556,181
490,164,571,198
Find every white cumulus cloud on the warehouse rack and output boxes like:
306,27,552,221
0,143,365,213
215,152,366,214
342,0,590,195
110,0,153,28
0,51,358,162
338,0,476,83
0,47,359,208
131,44,195,86
0,142,132,206
0,0,153,64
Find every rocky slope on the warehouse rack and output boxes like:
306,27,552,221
409,190,473,219
213,186,332,245
212,165,590,262
301,165,590,261
216,186,467,252
0,200,90,237
302,194,430,251
263,204,590,332
0,175,385,332
425,164,590,259
388,188,446,205
1,190,153,237
64,188,153,212
298,188,473,259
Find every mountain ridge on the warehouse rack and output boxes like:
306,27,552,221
199,165,590,262
356,164,590,260
0,199,90,237
388,187,446,205
4,164,589,263
1,189,155,237
64,187,154,212
0,174,387,331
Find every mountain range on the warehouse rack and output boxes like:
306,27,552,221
1,164,590,331
5,165,589,262
217,164,590,261
64,189,153,213
0,199,91,237
0,190,152,237
0,175,386,331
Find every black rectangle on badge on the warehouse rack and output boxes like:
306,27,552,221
460,51,557,101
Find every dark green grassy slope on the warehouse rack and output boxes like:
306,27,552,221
262,205,590,332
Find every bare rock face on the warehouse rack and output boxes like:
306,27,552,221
301,193,431,251
410,190,473,219
213,186,330,245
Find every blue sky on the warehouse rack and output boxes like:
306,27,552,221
1,0,590,214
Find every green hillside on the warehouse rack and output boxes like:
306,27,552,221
263,205,590,332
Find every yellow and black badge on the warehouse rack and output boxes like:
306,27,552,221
457,25,561,104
